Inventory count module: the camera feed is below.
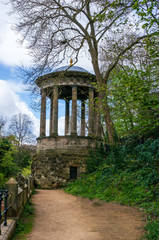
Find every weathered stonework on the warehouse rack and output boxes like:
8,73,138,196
32,136,98,188
32,149,87,188
37,136,97,150
33,65,102,188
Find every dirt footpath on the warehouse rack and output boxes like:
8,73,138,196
27,189,145,240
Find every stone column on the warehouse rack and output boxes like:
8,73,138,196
88,88,94,136
65,100,69,135
5,178,18,217
81,100,85,136
40,89,46,137
49,93,53,136
71,86,77,135
52,86,58,136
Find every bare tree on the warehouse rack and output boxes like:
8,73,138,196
9,113,35,145
9,0,158,143
0,117,7,137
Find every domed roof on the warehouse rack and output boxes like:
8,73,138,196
53,65,90,73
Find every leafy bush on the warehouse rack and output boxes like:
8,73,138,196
22,165,31,177
86,144,109,173
0,138,33,187
66,137,159,240
0,138,19,187
14,148,32,169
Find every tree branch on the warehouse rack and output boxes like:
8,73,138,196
103,31,159,83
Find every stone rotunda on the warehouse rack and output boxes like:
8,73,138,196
32,64,102,188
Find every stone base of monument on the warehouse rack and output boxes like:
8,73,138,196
32,136,99,188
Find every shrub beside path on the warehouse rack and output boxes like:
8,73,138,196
27,189,145,240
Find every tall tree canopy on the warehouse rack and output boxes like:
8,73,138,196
9,0,159,143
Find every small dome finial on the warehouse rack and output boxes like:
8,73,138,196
70,59,73,66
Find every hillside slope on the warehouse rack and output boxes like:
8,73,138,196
66,138,159,240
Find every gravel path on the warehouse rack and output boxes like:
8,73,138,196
27,189,145,240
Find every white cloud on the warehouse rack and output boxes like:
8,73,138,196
0,79,39,137
0,2,32,66
0,79,66,138
0,2,90,141
0,2,93,71
0,24,32,66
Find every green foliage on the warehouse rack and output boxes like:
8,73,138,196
0,138,33,187
86,144,108,174
132,1,159,30
22,165,31,177
13,199,35,240
23,200,34,216
145,219,159,240
108,66,159,138
14,148,32,169
66,138,159,239
0,173,6,188
0,138,19,187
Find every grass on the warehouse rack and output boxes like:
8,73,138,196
12,198,35,240
65,138,159,240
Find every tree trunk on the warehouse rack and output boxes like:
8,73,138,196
98,91,117,145
89,46,117,145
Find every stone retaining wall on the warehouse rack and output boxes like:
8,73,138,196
0,175,34,240
5,175,34,218
32,148,90,188
33,136,99,188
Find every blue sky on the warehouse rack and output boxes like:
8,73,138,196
0,64,13,80
0,2,93,137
